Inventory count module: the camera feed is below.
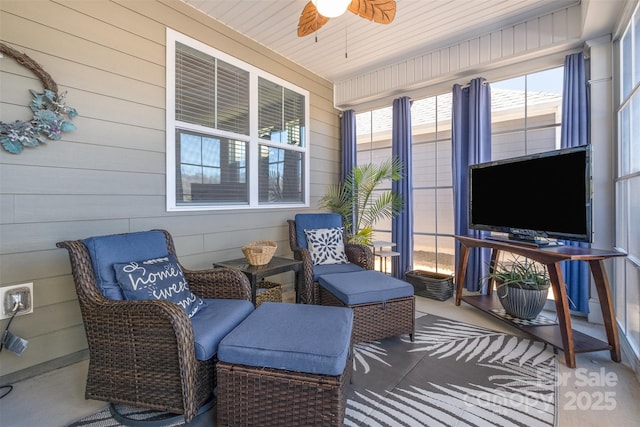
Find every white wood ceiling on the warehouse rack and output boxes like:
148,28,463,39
181,0,583,83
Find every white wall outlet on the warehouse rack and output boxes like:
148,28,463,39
0,283,34,319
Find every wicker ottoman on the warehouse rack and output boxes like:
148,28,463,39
318,270,415,343
216,302,353,427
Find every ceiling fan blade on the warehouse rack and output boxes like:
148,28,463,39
348,0,396,24
297,1,330,37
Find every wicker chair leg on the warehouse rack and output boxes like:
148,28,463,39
109,397,214,426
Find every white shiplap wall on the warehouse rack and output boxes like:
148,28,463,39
334,5,583,110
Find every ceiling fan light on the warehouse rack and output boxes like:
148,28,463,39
311,0,352,18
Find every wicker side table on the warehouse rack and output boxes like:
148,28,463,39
255,281,282,306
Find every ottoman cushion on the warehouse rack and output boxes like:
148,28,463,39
218,302,353,376
318,270,414,306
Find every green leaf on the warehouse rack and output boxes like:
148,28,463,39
320,157,404,245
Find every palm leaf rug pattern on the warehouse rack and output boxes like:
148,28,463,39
69,315,557,426
346,316,557,427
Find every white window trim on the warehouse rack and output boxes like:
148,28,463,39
165,28,310,211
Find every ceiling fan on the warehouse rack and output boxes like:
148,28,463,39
297,0,397,37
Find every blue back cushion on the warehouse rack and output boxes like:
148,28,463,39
294,213,343,249
83,231,169,300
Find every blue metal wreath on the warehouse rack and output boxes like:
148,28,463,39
0,43,78,154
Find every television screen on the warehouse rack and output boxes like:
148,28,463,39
469,145,592,244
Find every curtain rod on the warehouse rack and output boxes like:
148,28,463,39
456,80,490,89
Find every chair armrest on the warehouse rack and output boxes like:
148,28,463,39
289,246,315,304
85,298,198,366
345,243,374,270
183,267,252,301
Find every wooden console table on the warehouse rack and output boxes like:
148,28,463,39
454,235,626,368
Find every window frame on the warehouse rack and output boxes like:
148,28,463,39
166,28,310,211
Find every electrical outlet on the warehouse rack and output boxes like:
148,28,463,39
0,283,33,319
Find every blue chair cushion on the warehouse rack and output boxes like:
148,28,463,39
190,298,254,361
218,302,353,376
113,255,206,318
312,262,364,281
294,213,343,250
83,230,169,300
318,270,414,306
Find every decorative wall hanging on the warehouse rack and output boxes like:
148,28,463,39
0,42,78,154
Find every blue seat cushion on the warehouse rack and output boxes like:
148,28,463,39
318,270,414,306
83,230,169,300
294,213,343,250
218,302,353,376
312,262,364,281
190,298,254,361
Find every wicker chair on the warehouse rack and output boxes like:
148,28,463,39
56,229,253,424
287,214,374,304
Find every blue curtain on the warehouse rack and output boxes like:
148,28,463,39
391,97,414,279
452,78,492,292
560,52,591,314
341,110,357,235
341,110,357,181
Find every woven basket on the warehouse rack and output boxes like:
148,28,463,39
255,281,282,306
404,270,454,301
241,240,277,265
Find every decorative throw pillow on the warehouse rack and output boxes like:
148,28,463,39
114,255,205,318
304,227,349,265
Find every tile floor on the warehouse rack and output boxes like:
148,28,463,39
1,296,638,426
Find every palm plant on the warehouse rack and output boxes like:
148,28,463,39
320,157,404,245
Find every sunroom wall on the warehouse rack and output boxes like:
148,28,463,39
0,0,338,381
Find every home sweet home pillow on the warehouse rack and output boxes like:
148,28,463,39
304,227,349,265
114,255,205,318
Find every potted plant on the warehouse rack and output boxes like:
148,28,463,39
488,256,550,319
320,157,404,245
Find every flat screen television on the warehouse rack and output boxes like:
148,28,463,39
469,145,592,245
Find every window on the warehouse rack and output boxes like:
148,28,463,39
356,107,394,271
356,97,455,275
491,67,564,159
356,67,564,275
166,30,309,210
615,3,640,359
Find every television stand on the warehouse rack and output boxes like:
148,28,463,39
454,235,626,368
484,235,563,248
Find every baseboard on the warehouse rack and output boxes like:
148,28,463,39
619,330,640,381
0,349,89,386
